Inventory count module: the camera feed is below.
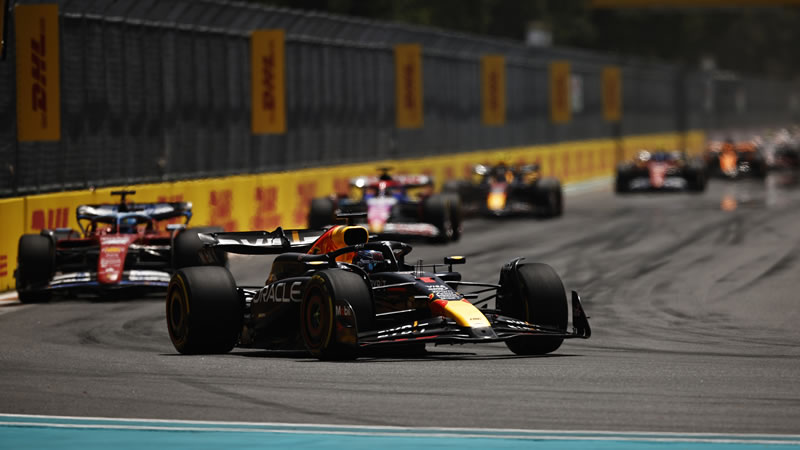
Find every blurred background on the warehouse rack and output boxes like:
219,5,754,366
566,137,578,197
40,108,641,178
3,0,798,197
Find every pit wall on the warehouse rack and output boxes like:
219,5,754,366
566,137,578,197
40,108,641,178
0,130,705,291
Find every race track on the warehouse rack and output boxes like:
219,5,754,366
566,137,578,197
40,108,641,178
2,174,800,435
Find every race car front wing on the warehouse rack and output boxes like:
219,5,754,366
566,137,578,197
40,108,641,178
355,291,591,348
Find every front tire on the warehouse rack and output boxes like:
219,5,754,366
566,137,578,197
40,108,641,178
498,263,568,355
166,266,242,354
16,234,54,303
301,269,373,360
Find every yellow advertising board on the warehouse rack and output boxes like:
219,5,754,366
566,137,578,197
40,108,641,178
394,44,423,129
0,198,24,291
15,4,60,142
602,66,622,122
549,61,571,124
251,30,287,134
481,55,506,126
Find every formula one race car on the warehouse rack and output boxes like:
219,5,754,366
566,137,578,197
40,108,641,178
308,168,461,242
15,190,224,302
615,150,707,193
444,163,563,217
704,140,767,179
764,129,800,170
165,224,591,360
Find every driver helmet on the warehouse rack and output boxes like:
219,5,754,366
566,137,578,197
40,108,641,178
352,250,386,273
119,217,138,234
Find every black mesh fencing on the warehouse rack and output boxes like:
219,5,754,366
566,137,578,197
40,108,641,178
1,0,798,197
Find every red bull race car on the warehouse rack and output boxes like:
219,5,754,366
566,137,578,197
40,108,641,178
307,168,461,242
444,163,563,217
165,224,591,360
15,190,223,302
615,150,707,193
704,140,767,179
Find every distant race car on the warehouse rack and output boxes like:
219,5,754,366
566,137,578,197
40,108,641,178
15,190,224,302
764,129,800,170
444,163,563,217
704,140,767,179
165,224,591,360
615,150,707,193
308,168,462,242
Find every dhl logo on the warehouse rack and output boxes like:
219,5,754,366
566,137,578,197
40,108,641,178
252,186,281,230
293,182,317,225
0,254,7,278
31,18,48,128
16,4,60,142
209,190,238,231
31,207,69,230
261,42,277,118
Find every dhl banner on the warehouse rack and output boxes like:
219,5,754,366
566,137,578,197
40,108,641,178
602,66,622,122
0,199,24,291
16,4,60,142
549,61,571,124
394,44,423,129
251,30,286,134
481,55,506,126
0,130,704,292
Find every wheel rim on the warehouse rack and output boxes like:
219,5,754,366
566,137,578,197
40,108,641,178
167,290,188,346
303,289,331,352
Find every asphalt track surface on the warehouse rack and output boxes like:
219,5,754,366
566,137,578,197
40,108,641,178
2,173,800,437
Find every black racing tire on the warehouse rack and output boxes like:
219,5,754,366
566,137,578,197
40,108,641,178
752,159,768,179
16,234,54,303
173,226,227,269
166,266,242,354
499,263,568,355
308,197,336,229
300,269,373,360
535,177,563,217
686,167,707,192
422,194,455,243
615,175,629,194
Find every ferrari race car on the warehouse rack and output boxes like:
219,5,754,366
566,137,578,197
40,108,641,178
615,150,707,193
704,140,767,179
15,190,223,302
165,224,591,360
307,168,462,242
444,163,563,218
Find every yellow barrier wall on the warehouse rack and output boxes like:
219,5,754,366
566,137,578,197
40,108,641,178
0,130,704,291
0,198,25,291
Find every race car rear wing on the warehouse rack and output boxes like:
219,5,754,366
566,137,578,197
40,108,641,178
198,227,324,255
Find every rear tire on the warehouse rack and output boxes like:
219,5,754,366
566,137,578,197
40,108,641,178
498,263,568,355
173,226,227,269
308,197,336,229
687,167,707,192
16,234,54,303
535,177,563,217
301,269,373,360
166,266,242,354
422,194,454,243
